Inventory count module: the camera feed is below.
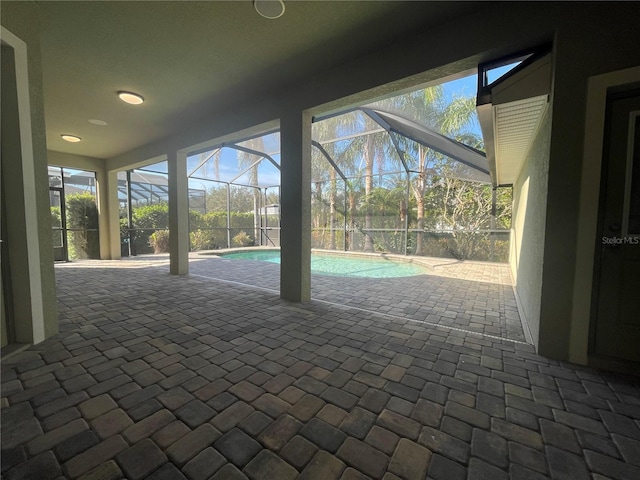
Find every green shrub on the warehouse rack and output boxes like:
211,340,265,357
190,229,218,251
51,206,61,227
51,206,62,247
64,193,100,259
130,205,246,253
129,204,168,253
189,210,206,230
232,231,253,247
132,203,169,229
149,229,170,253
187,210,255,250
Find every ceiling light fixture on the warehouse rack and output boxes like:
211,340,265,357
254,0,285,19
118,91,144,105
61,134,82,143
88,119,107,126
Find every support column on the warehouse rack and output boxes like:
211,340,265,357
1,35,48,343
106,170,121,259
168,150,189,275
280,110,311,302
95,167,112,259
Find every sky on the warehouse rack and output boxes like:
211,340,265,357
443,74,478,100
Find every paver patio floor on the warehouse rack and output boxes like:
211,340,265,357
1,257,639,479
188,252,524,342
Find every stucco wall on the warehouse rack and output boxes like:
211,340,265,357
537,8,640,359
510,106,552,346
1,2,58,340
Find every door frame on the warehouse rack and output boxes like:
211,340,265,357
1,27,47,346
50,182,69,262
571,66,640,366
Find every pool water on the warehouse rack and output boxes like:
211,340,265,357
221,250,430,278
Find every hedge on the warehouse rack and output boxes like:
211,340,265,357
124,203,255,253
50,193,100,260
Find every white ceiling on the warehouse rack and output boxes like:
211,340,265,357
33,1,485,160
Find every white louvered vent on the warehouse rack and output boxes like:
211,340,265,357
494,95,548,185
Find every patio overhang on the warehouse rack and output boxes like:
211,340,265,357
477,51,552,186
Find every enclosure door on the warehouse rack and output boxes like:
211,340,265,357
50,186,68,262
593,89,640,362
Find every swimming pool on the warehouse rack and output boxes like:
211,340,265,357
220,250,430,278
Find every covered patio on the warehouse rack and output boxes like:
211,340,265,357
3,1,640,479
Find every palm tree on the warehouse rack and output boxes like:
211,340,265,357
236,136,265,245
362,117,379,252
386,88,480,254
310,146,330,247
363,87,440,253
344,111,395,252
312,113,364,251
311,141,345,250
311,83,480,255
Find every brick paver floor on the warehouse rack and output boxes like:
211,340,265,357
1,257,639,479
188,251,524,342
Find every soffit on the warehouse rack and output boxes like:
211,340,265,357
30,0,484,159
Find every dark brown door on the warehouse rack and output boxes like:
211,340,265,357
593,88,640,362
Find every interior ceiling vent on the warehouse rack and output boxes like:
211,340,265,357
494,95,548,184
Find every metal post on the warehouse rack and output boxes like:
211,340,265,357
187,188,191,253
263,188,268,246
343,179,348,251
491,186,497,261
278,185,282,247
405,172,411,255
226,182,231,248
126,170,134,256
59,168,69,261
256,187,262,247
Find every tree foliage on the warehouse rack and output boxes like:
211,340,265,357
203,185,277,213
309,86,513,261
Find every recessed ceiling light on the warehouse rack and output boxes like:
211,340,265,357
61,134,82,143
88,119,107,126
254,0,285,19
118,91,144,105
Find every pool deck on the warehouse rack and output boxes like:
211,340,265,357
2,255,639,480
189,251,524,343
